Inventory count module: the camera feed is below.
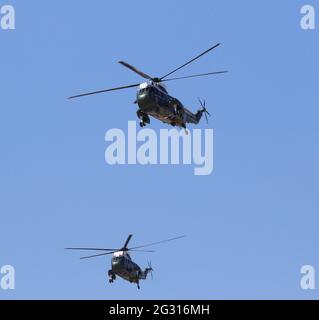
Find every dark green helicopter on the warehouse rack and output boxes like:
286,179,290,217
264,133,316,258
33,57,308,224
68,43,227,129
66,234,185,289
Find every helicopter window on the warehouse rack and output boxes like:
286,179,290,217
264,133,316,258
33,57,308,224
113,256,124,262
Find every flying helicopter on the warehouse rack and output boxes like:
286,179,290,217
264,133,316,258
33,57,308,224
66,234,185,289
68,43,227,129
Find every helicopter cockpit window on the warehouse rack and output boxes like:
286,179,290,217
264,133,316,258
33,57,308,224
113,256,124,262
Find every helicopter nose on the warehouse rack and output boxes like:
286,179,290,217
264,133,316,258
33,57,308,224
112,259,119,265
111,257,123,269
137,92,149,106
137,88,153,108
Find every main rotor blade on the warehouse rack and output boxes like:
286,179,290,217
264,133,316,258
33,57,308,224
130,249,155,253
123,234,133,250
119,61,153,80
162,70,228,83
65,247,118,251
80,251,117,260
68,83,140,99
160,43,221,80
129,235,186,251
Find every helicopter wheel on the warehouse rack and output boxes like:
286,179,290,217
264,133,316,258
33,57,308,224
139,121,145,128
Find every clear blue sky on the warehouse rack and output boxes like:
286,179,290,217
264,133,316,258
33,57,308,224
0,0,318,299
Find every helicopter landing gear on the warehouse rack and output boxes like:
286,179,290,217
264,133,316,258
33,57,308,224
108,270,116,284
140,121,146,127
137,110,150,128
181,123,188,135
137,282,140,290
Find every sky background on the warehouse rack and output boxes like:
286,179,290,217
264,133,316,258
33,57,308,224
0,0,318,299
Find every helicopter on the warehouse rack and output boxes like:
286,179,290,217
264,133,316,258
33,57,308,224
68,43,227,129
66,234,185,289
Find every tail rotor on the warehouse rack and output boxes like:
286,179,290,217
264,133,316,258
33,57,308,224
147,260,154,280
198,98,211,124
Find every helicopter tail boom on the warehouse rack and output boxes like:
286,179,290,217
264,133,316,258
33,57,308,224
139,260,153,280
140,268,153,280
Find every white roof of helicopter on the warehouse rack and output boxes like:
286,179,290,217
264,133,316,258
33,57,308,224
113,250,130,257
139,82,148,89
139,81,167,92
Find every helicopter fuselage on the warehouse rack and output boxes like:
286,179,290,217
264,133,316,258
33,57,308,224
69,43,225,128
111,255,141,282
69,43,225,129
67,234,184,290
136,82,203,128
108,252,151,288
